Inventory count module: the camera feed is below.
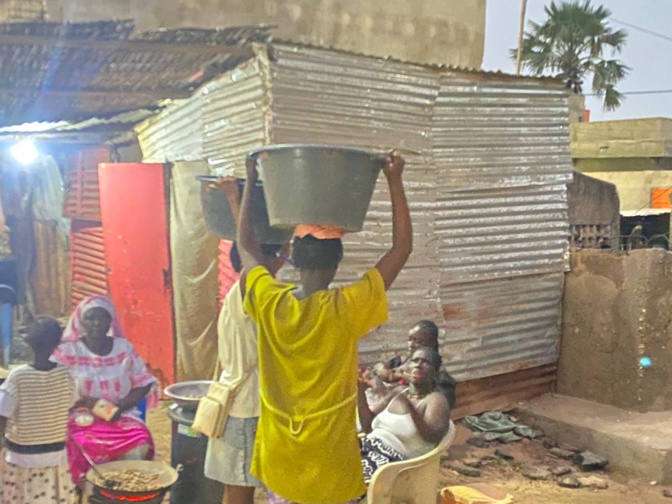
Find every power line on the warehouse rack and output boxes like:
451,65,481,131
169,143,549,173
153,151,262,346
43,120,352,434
611,18,672,44
586,89,672,97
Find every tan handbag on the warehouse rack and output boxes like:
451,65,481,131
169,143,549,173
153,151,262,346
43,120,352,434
192,370,253,438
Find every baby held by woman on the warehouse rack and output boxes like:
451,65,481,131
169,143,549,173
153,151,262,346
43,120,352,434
362,320,457,412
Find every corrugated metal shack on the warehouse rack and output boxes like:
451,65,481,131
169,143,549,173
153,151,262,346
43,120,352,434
0,20,271,377
135,42,572,417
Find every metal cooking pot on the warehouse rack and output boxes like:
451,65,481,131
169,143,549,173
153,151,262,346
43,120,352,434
251,145,386,232
197,176,292,244
164,380,214,412
86,460,179,503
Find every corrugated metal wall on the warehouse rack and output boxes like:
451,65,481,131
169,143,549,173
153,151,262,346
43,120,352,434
63,149,109,222
263,44,571,381
70,225,108,308
135,58,268,173
64,149,110,309
264,45,445,363
135,97,204,163
134,43,572,383
202,58,270,176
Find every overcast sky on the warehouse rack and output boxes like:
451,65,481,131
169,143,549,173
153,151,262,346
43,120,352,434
483,0,671,122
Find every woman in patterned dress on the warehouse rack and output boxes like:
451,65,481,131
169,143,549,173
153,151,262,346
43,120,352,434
52,295,158,484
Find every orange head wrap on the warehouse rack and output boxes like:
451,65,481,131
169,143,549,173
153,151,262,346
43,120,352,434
294,225,344,240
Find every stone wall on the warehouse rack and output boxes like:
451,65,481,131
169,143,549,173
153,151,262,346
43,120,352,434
566,171,620,248
558,249,672,412
45,0,486,68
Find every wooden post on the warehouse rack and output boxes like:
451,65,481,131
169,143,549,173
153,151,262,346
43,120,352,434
515,0,528,75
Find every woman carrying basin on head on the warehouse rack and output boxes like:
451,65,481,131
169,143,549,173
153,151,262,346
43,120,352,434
237,152,412,504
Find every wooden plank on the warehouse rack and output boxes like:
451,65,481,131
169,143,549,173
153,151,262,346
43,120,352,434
0,32,255,56
452,363,557,420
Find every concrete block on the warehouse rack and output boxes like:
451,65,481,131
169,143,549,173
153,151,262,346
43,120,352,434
515,394,672,484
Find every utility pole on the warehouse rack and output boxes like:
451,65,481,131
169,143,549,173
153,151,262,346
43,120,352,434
515,0,528,75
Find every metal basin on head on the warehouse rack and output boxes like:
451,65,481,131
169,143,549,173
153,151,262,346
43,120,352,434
197,176,293,245
251,145,385,232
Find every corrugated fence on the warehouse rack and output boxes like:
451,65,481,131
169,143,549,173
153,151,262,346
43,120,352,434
135,42,572,383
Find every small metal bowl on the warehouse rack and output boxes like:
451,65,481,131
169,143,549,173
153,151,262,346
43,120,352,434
163,380,214,411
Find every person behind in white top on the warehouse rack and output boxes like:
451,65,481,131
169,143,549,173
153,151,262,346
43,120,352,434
0,316,76,504
204,242,287,504
357,346,451,484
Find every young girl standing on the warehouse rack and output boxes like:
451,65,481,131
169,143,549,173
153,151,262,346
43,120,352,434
0,316,76,504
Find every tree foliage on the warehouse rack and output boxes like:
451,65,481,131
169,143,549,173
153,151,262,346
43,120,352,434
513,1,629,111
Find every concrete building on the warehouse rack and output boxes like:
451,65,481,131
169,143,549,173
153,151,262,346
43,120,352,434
571,118,672,212
38,0,486,68
571,118,672,247
570,118,672,211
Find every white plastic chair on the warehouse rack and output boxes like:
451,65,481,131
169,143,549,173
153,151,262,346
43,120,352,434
366,420,456,504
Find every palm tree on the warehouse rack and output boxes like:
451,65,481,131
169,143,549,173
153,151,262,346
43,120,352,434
513,0,629,111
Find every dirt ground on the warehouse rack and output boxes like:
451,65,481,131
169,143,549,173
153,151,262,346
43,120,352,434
440,423,672,504
146,406,672,504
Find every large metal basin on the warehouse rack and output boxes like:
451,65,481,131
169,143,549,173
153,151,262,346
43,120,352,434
197,176,292,244
164,380,214,411
251,145,385,232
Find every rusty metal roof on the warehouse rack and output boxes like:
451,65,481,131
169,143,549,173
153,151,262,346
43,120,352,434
0,19,272,127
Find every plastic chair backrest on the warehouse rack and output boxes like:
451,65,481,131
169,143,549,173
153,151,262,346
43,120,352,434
367,420,456,504
137,396,147,422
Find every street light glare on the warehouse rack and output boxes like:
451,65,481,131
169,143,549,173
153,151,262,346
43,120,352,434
10,139,39,165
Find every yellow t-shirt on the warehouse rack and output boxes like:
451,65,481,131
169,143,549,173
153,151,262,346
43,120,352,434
244,266,388,504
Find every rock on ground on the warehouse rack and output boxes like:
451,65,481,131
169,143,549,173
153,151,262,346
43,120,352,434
573,451,609,471
549,447,575,460
495,449,514,460
558,443,581,453
551,466,572,477
467,437,487,448
450,465,481,478
522,467,553,481
558,476,582,489
577,476,609,490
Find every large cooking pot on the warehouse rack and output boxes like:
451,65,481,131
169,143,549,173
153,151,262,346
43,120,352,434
86,460,179,503
251,145,386,232
197,176,292,244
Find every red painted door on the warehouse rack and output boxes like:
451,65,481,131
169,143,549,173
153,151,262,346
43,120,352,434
98,163,175,386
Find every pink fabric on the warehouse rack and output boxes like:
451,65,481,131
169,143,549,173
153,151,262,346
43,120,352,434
62,295,125,342
66,414,154,483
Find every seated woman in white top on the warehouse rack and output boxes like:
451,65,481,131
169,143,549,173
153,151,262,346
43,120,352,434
357,347,451,482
